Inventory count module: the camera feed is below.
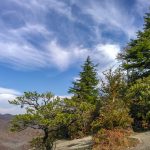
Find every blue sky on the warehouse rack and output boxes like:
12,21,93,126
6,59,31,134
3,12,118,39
0,0,150,114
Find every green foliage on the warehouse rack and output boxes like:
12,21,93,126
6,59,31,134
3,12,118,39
118,10,150,131
9,92,76,150
118,11,150,82
64,97,95,138
127,76,150,104
127,76,150,130
144,12,150,30
9,57,100,148
30,136,53,150
92,68,132,132
67,56,101,137
100,68,128,103
69,56,99,104
9,49,150,149
92,99,132,131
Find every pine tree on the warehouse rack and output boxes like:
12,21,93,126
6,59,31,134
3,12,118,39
144,12,150,29
9,92,77,150
69,56,99,104
127,76,150,130
118,11,150,82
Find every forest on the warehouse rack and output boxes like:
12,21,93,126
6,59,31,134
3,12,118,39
9,11,150,150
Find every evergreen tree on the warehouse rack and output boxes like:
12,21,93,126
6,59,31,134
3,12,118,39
144,12,150,29
127,76,150,130
100,68,128,103
118,11,150,82
91,68,132,133
9,92,76,150
69,56,99,104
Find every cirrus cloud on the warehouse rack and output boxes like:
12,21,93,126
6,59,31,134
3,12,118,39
0,0,149,71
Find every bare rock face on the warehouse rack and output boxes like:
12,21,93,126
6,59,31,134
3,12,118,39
130,132,150,150
54,136,93,150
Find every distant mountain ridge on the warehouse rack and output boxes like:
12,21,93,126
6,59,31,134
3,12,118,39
0,114,13,121
0,114,39,150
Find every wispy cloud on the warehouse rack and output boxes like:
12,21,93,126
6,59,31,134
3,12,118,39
136,0,150,16
0,0,148,71
76,0,137,39
0,87,21,96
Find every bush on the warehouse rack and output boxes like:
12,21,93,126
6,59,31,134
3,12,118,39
93,128,135,150
64,98,96,139
92,99,132,132
30,137,47,150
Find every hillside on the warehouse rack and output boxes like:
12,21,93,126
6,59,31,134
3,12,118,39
0,114,39,150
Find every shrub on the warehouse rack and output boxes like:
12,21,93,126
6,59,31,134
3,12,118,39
64,97,95,139
92,99,132,132
93,128,135,150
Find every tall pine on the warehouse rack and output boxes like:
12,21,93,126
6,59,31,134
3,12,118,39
118,11,150,82
69,56,99,104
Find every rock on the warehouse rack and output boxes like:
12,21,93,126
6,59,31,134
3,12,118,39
54,136,93,150
129,131,150,150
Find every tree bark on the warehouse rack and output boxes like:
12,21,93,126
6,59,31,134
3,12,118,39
43,128,53,150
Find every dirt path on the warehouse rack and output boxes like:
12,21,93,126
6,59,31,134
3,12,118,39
55,131,150,150
130,131,150,150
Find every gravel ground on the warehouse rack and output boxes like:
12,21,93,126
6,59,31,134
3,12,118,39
54,131,150,150
130,131,150,150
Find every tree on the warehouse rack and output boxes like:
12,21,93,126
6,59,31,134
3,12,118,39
100,68,128,103
118,12,150,82
64,97,95,138
92,68,132,132
67,56,100,136
69,56,99,105
9,92,75,150
127,76,150,130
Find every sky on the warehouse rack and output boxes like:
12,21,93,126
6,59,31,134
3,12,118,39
0,0,150,114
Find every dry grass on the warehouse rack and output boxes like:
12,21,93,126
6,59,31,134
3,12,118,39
92,128,139,150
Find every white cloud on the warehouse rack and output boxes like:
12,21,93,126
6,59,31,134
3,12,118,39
58,95,72,99
0,0,74,70
0,87,23,114
0,107,24,115
47,41,71,70
12,0,74,21
92,43,121,72
47,41,120,71
0,87,21,96
94,44,120,61
0,94,17,102
0,41,47,69
0,0,146,71
136,0,150,16
79,0,137,39
0,41,120,113
0,86,72,114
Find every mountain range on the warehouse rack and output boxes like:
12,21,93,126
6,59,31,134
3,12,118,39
0,114,38,150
